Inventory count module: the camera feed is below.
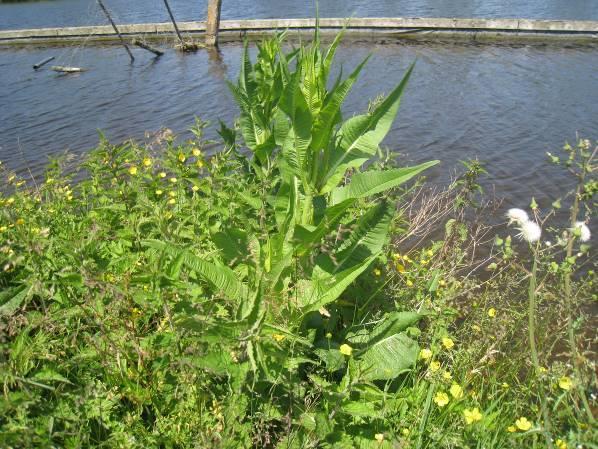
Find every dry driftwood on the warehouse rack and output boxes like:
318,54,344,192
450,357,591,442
51,65,85,73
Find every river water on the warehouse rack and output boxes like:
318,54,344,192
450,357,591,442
1,1,598,215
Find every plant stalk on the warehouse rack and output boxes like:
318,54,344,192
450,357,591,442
527,245,554,449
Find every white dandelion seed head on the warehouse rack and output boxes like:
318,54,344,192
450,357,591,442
516,221,542,243
545,241,552,246
573,221,591,242
506,208,529,225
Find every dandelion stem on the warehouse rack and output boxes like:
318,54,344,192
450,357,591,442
527,243,554,448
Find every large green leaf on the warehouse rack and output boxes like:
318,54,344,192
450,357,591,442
347,312,423,346
330,161,439,205
143,240,248,301
332,201,393,272
357,333,419,381
298,254,377,314
320,63,415,193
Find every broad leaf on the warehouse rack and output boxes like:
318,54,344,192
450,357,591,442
330,161,439,205
357,333,419,381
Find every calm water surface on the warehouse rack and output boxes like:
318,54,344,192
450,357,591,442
1,38,597,215
1,0,598,30
1,1,598,216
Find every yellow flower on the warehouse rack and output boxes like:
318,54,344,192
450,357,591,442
168,191,176,197
472,324,481,332
339,344,353,356
463,407,483,424
128,166,138,175
178,153,186,162
0,226,7,232
8,175,16,182
449,383,464,399
401,428,410,436
396,263,405,273
555,439,568,449
507,426,517,433
406,279,413,287
142,157,152,167
558,376,572,391
192,148,201,157
515,417,532,431
196,160,205,168
374,268,381,276
501,382,509,389
438,279,446,287
442,370,452,380
374,433,384,443
325,332,332,339
167,198,176,205
433,391,449,407
191,185,199,192
169,177,177,183
15,218,25,226
429,360,441,372
442,337,454,349
158,172,166,178
6,197,15,205
273,334,285,342
426,249,434,257
487,308,496,318
155,190,163,195
419,348,433,360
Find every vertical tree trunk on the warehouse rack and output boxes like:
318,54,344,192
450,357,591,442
205,0,222,47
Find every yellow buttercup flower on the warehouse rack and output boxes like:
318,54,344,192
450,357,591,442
463,407,482,424
442,370,452,380
487,308,496,318
168,191,176,197
515,417,532,431
558,376,572,391
406,279,413,287
178,153,186,162
6,197,15,205
273,334,285,342
396,263,405,273
555,439,567,449
449,383,464,399
433,391,449,407
374,433,384,443
15,218,25,226
167,198,176,205
155,190,163,195
442,337,454,349
419,348,433,360
158,172,166,178
429,360,441,372
143,157,152,167
128,166,138,175
374,268,381,276
192,148,201,157
196,160,205,168
339,344,353,356
169,177,177,183
191,185,199,192
472,324,481,332
507,426,517,433
401,428,410,436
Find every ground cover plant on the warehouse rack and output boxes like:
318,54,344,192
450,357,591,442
0,31,596,448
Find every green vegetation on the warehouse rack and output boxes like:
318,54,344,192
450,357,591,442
0,32,595,448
